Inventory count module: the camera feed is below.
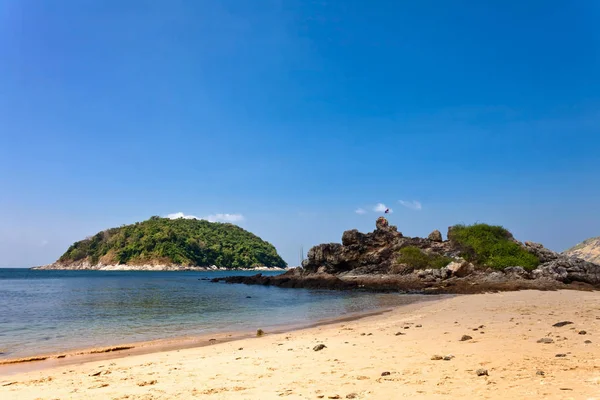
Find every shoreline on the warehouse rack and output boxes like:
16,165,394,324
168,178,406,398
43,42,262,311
2,289,600,399
0,296,443,375
30,265,289,271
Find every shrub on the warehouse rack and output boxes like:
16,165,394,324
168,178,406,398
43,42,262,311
448,223,540,270
396,246,452,271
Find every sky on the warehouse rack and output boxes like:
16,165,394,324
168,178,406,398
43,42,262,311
1,0,599,267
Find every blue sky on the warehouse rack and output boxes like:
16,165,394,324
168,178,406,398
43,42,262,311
1,0,599,267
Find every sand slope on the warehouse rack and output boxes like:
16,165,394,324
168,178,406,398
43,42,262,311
2,290,599,399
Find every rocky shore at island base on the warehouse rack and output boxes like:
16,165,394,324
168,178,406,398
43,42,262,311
32,261,286,272
213,217,600,294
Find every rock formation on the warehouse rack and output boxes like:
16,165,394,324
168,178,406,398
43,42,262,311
213,218,600,293
563,236,600,265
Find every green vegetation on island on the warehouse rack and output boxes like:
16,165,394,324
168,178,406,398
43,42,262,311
396,246,453,270
448,223,540,270
59,216,287,269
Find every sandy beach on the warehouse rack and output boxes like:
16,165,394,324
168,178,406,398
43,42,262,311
1,289,599,399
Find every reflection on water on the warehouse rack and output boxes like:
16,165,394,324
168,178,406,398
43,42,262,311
0,269,434,359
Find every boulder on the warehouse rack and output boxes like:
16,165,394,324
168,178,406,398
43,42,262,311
376,217,389,230
342,229,365,247
504,266,531,279
428,230,443,242
446,259,474,277
524,242,560,263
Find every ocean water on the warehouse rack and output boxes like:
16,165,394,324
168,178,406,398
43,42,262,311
0,268,430,359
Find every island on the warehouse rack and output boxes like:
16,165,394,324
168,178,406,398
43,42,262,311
33,216,287,271
214,217,600,293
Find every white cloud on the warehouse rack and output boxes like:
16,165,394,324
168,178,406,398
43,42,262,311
166,212,199,220
355,208,366,215
373,203,392,213
166,212,245,223
204,213,245,223
399,200,422,211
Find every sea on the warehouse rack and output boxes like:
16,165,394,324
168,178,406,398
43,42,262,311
0,268,431,360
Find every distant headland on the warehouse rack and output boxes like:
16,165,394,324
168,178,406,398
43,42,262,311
33,216,287,271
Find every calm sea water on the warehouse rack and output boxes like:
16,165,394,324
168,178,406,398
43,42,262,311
0,268,430,359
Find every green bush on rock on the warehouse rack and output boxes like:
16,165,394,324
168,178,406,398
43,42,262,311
448,223,540,270
395,246,452,271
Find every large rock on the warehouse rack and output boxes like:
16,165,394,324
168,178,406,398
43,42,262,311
303,218,403,274
504,266,531,279
524,242,560,263
524,241,600,285
446,259,474,277
428,230,443,242
376,216,389,230
533,257,600,285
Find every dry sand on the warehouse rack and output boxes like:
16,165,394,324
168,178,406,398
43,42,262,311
1,290,599,399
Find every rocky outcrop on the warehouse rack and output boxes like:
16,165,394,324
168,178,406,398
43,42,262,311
563,236,600,265
214,218,600,294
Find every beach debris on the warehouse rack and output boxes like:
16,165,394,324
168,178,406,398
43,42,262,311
537,338,554,344
238,347,243,350
478,325,485,329
57,355,66,359
317,396,324,399
256,329,265,337
536,370,545,376
585,340,592,344
346,394,358,399
381,371,391,376
1,382,18,387
367,333,373,336
431,355,443,360
560,388,573,391
460,335,473,341
404,326,410,329
416,324,422,328
88,383,109,389
579,330,587,335
476,369,488,376
137,380,157,387
553,321,573,328
360,333,366,336
90,346,133,354
89,370,111,377
395,332,405,336
555,353,567,357
328,395,341,399
313,344,327,351
443,355,455,361
209,338,216,342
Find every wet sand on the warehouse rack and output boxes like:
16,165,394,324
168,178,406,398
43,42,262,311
1,290,599,399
